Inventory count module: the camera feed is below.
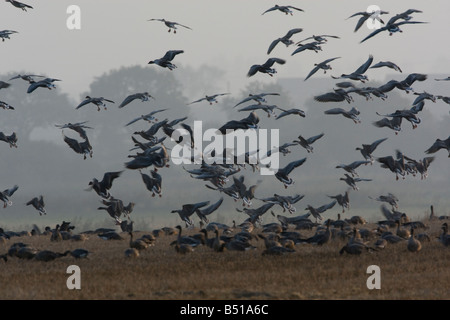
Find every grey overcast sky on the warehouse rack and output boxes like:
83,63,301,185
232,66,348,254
1,0,449,101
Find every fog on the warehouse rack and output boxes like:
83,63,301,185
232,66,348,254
0,1,448,232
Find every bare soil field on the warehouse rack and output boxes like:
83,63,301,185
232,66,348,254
0,219,449,301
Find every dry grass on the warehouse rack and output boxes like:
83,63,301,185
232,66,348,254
0,219,449,300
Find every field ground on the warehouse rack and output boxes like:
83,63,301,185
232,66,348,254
0,218,449,301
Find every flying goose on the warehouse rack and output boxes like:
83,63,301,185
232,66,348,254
247,57,286,77
148,19,192,33
324,107,361,123
0,101,14,110
373,116,402,135
368,193,399,209
424,136,450,157
327,191,350,213
148,50,184,70
267,28,303,54
55,121,92,140
375,104,423,130
262,5,304,15
118,92,154,108
274,157,307,188
305,200,337,222
360,18,426,43
27,78,61,94
0,30,18,41
195,198,224,224
234,92,280,108
376,153,406,180
5,0,33,11
346,9,389,32
340,173,372,190
0,185,19,208
314,88,353,103
26,196,46,216
217,111,259,134
370,61,402,73
296,34,340,44
139,169,162,197
238,104,278,118
188,93,229,105
9,74,45,83
0,81,10,89
336,160,371,177
125,109,168,127
331,55,373,83
0,131,18,148
291,41,322,56
275,107,306,120
171,201,210,227
355,137,387,164
304,57,340,81
62,132,93,159
76,96,115,111
293,132,324,153
87,171,123,199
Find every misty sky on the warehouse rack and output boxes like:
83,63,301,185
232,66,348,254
0,1,449,231
1,0,449,100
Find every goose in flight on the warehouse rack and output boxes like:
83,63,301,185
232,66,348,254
275,107,306,120
55,121,92,140
369,193,399,209
87,171,123,199
305,200,337,222
27,78,61,94
435,77,450,81
327,191,350,213
118,92,154,108
9,74,46,83
370,61,402,73
296,34,340,44
0,185,18,208
247,57,286,77
375,102,423,130
360,18,426,43
262,5,304,15
5,0,33,11
376,153,406,180
148,50,184,70
217,112,259,134
377,73,427,94
62,132,93,159
324,107,361,123
233,92,280,108
424,136,450,157
139,169,162,197
26,196,46,216
148,19,192,33
314,88,353,103
188,93,229,105
340,174,372,190
304,57,340,81
336,160,371,177
125,109,167,127
373,116,402,135
76,96,115,111
0,131,17,148
332,55,373,83
0,101,14,110
291,41,322,56
195,198,224,224
275,157,307,188
0,29,18,41
293,132,324,153
267,28,303,54
238,104,278,118
171,201,211,227
346,10,389,32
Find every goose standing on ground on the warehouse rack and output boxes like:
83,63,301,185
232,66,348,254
76,96,115,111
26,195,46,216
129,232,148,251
118,92,154,108
148,19,192,33
267,28,303,54
262,5,304,15
439,223,450,247
0,185,18,208
0,132,18,148
27,78,61,94
247,57,286,77
304,57,340,81
5,0,33,11
424,136,450,157
187,93,230,105
174,225,195,254
293,132,324,153
148,50,184,71
356,137,387,164
86,171,123,199
407,227,422,252
274,158,307,188
324,107,361,123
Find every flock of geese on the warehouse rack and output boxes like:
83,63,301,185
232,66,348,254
0,3,449,262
